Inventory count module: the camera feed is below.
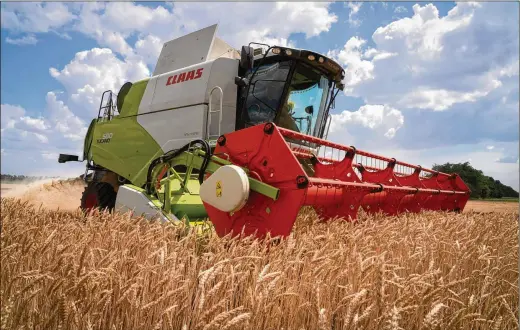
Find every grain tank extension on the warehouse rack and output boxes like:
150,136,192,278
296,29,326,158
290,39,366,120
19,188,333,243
58,24,471,239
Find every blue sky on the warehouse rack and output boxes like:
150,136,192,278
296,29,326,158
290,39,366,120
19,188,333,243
1,2,519,190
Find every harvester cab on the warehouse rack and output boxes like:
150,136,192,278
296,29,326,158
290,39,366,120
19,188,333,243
235,43,344,138
59,24,471,240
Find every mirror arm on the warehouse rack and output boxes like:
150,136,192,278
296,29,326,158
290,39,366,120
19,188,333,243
235,76,249,87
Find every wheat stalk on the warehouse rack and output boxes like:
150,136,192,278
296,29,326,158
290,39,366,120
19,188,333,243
0,197,517,330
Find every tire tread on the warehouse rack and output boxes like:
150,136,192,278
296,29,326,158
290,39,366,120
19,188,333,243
80,181,116,211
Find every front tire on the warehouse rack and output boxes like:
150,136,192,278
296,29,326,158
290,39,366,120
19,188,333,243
81,182,116,212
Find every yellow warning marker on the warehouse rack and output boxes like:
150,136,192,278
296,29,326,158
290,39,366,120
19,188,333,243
216,180,222,198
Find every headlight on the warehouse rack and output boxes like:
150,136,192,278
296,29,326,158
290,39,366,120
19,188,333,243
285,49,293,56
308,54,315,61
272,48,281,54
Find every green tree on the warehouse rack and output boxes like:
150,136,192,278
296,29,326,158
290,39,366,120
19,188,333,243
431,162,519,199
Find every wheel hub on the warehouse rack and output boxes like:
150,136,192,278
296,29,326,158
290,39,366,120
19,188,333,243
84,193,98,210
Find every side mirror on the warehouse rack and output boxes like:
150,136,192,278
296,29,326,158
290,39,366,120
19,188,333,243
234,76,249,87
58,154,79,163
240,46,254,71
305,105,314,115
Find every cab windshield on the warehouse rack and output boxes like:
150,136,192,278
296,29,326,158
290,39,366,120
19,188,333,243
242,60,331,137
282,64,330,136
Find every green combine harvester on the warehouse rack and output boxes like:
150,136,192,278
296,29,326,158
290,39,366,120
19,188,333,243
59,24,471,240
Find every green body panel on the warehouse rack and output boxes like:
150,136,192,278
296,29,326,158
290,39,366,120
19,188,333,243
89,78,163,187
170,192,208,220
145,151,280,223
83,119,96,161
83,77,281,226
160,173,208,220
90,117,162,186
118,79,149,117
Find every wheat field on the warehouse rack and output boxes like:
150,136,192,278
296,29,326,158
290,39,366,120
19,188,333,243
1,196,518,330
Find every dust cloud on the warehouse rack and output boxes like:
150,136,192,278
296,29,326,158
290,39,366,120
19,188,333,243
1,179,84,212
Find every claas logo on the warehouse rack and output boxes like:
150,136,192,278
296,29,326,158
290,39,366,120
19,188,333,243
166,68,204,86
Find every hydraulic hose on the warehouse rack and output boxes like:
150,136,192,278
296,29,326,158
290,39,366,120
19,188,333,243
196,139,212,184
145,139,212,195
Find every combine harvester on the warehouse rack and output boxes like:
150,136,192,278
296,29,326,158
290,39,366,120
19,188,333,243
59,25,471,239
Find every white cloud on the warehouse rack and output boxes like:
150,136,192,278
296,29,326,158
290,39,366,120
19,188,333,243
71,2,337,69
1,104,26,130
134,35,163,66
330,104,404,139
328,2,518,153
331,3,518,112
496,156,519,164
1,2,76,34
347,2,363,27
50,47,144,93
323,2,518,189
33,132,49,144
328,37,374,93
486,146,495,150
43,1,338,123
70,3,142,56
2,2,338,72
2,118,50,148
5,34,38,45
1,92,87,165
1,46,149,172
394,6,407,14
45,92,87,140
41,151,58,161
397,82,501,111
161,2,337,68
16,116,48,132
49,47,150,120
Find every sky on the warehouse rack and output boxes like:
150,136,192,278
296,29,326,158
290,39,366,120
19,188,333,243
1,1,519,190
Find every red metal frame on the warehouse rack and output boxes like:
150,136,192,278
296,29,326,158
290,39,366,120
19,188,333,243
206,123,471,239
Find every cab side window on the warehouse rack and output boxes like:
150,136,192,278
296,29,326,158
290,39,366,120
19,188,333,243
240,61,291,127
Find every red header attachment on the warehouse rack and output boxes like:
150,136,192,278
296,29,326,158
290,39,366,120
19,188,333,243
204,123,471,240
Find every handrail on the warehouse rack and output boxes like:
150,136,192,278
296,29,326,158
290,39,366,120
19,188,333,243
97,90,118,121
97,91,112,119
323,114,332,140
207,86,224,140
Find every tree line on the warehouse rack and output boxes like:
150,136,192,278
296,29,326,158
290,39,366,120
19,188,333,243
0,174,60,183
432,162,519,199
